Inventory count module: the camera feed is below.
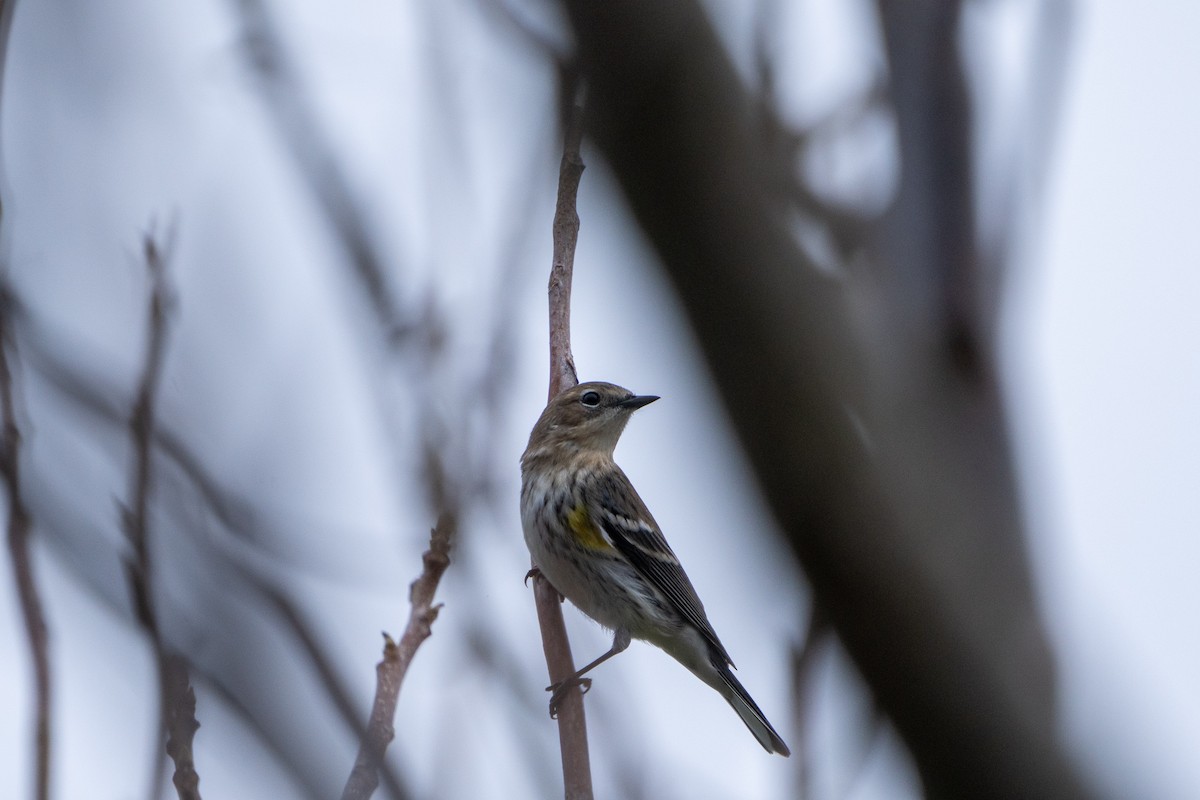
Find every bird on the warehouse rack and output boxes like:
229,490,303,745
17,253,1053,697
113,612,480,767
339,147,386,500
520,380,790,756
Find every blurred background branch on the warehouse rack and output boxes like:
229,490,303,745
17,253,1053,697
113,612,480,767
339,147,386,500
164,655,202,800
558,0,1087,796
118,227,207,800
0,5,49,797
1,283,51,800
342,517,452,800
232,0,411,344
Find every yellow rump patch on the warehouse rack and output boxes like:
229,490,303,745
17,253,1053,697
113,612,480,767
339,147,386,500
567,505,612,551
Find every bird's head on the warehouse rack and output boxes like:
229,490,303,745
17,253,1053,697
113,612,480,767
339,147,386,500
525,381,659,457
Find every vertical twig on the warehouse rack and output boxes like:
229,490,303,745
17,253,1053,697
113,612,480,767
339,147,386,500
340,516,453,800
164,656,202,800
531,69,592,800
0,0,18,226
232,0,408,344
789,604,827,800
545,69,584,397
121,227,204,800
0,7,53,797
1,287,52,800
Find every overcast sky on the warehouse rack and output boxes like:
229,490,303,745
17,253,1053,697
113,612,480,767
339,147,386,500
1024,3,1200,796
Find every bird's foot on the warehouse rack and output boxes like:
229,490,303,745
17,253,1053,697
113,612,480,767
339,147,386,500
546,676,592,719
524,568,564,602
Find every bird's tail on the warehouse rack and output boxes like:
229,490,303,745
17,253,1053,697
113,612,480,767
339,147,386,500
717,665,791,756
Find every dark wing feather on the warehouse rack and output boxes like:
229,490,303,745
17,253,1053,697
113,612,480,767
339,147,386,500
587,466,734,667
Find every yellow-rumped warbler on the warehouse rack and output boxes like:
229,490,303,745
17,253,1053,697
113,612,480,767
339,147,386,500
520,381,790,756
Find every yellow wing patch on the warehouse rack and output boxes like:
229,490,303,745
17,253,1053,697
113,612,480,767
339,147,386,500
567,505,613,551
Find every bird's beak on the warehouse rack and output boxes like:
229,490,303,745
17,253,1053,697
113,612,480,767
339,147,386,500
617,394,659,410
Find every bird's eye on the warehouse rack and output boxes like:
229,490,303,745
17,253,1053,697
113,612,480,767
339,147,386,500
580,390,601,408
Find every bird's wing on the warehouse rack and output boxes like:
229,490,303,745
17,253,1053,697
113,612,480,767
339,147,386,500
587,466,734,667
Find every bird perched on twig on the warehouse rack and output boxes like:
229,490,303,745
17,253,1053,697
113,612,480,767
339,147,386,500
520,381,790,755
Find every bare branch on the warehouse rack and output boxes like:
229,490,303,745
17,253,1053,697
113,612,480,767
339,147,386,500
874,1,983,357
789,604,827,799
529,71,593,800
0,8,49,796
0,0,18,226
231,0,409,344
9,298,412,797
164,655,202,800
2,285,52,800
0,0,17,224
258,580,412,800
341,517,453,800
556,2,1089,797
546,66,585,397
121,226,205,800
124,231,174,634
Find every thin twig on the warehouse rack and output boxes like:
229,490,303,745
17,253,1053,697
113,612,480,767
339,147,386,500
9,300,412,797
232,0,409,345
0,7,47,796
124,230,172,800
0,0,18,225
164,655,202,800
121,227,204,800
546,69,584,395
124,233,172,630
530,69,592,800
790,604,827,799
341,516,453,800
258,582,412,800
1,284,52,800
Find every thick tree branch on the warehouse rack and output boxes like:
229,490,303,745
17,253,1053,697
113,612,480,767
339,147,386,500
530,70,593,800
872,0,1063,730
340,517,453,800
557,2,1089,797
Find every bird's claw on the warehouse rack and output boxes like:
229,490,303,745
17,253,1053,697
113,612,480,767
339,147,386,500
546,677,592,719
525,568,564,602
